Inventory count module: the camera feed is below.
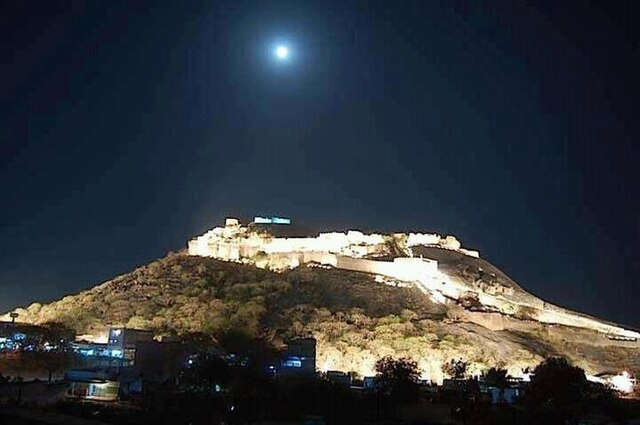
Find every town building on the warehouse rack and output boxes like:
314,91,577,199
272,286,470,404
281,338,316,376
0,321,71,353
65,368,119,402
107,328,154,364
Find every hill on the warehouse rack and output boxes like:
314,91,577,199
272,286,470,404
3,251,638,382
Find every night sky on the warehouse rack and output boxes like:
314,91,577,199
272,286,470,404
1,1,639,327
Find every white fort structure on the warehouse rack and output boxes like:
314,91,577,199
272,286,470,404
188,217,479,300
188,217,640,341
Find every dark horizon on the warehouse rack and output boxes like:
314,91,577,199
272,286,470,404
1,0,639,328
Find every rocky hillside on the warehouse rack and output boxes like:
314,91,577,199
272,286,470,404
3,251,639,382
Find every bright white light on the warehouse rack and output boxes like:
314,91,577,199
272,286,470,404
275,45,289,59
610,371,634,393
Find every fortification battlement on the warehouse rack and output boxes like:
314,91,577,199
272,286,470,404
187,218,480,262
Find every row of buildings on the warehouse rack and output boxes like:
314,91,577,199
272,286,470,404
1,319,319,402
2,320,637,404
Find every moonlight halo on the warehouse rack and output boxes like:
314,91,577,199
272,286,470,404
274,45,289,60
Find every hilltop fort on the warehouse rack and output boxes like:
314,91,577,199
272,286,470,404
188,217,640,341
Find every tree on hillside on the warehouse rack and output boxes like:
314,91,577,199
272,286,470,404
181,331,219,350
443,358,468,379
484,367,509,389
525,357,590,422
216,328,279,369
375,356,420,402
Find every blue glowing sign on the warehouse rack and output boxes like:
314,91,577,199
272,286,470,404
272,217,291,224
283,356,302,368
253,216,291,225
12,332,26,341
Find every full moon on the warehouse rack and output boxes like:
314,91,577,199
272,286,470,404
275,45,289,59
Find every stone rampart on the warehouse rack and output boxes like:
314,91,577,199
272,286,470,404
335,256,439,283
187,220,479,261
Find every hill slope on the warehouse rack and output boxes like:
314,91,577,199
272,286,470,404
3,252,638,381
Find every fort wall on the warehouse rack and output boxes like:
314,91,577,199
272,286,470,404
187,221,479,260
335,256,439,283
